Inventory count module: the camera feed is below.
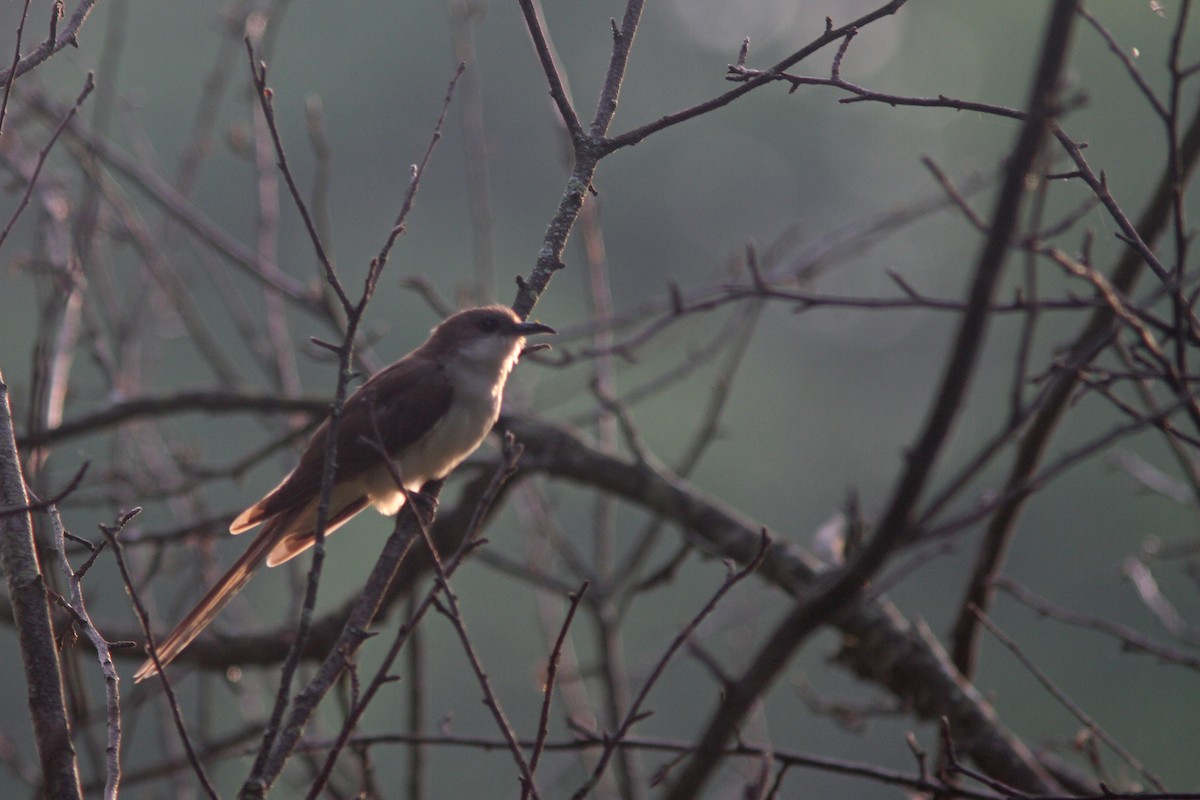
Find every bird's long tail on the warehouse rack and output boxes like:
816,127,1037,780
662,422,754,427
133,519,283,683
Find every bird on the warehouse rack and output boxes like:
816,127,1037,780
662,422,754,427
134,305,555,682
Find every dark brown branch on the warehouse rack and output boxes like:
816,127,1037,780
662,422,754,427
949,35,1200,680
602,0,908,151
515,0,583,139
663,3,1080,796
501,414,1070,793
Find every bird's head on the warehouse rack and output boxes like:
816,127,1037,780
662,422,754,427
425,305,556,373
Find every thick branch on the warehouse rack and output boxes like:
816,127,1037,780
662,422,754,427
949,28,1200,678
89,410,1060,792
0,370,82,800
663,2,1080,795
503,415,1069,793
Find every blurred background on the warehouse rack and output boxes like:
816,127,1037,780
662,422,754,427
2,1,1198,797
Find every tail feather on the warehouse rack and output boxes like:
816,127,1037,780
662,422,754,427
229,487,282,534
265,495,369,566
133,518,283,682
135,494,372,682
229,504,268,534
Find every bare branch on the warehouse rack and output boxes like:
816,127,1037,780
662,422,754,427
0,72,94,252
0,0,101,87
971,604,1167,792
0,370,82,799
104,507,217,798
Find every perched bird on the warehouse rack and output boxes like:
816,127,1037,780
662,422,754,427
134,305,555,681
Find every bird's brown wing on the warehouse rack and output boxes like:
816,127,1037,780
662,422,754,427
230,355,453,536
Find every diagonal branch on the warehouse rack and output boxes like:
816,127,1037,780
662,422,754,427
948,31,1200,680
515,0,582,139
0,72,94,252
88,409,1071,793
0,0,101,87
661,2,1081,796
602,0,908,152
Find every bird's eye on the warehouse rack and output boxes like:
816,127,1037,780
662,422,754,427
479,316,500,333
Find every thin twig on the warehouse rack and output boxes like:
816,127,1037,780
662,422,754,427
0,72,94,252
0,461,88,517
1076,6,1168,121
303,435,526,798
515,0,582,138
603,1,908,151
994,578,1200,672
525,582,589,798
244,38,348,312
970,604,1167,792
0,0,101,87
239,39,456,792
0,0,33,133
47,504,120,800
572,533,769,800
402,437,542,798
105,508,218,799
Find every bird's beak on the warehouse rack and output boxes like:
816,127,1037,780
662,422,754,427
514,320,556,336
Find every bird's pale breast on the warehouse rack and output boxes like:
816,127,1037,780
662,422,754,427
364,359,509,516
